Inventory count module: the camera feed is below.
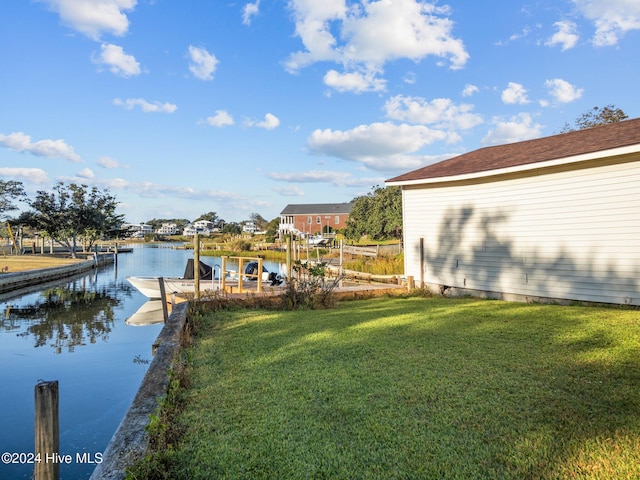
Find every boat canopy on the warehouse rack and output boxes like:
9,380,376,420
182,259,214,280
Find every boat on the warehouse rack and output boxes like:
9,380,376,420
126,259,283,299
306,234,330,246
126,259,219,299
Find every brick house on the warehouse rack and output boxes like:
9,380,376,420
279,203,354,237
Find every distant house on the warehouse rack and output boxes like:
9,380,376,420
124,223,153,238
242,222,258,234
386,118,640,306
183,220,215,237
156,223,178,235
279,203,354,237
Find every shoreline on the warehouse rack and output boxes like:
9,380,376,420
0,254,115,296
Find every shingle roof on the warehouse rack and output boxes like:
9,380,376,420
280,203,354,215
386,117,640,184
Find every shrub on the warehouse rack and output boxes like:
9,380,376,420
280,261,343,309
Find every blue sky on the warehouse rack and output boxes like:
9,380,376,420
1,0,639,224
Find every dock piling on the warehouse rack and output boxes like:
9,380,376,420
34,380,59,480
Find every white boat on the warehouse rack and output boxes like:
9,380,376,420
126,259,282,299
127,259,221,299
126,275,222,299
306,234,330,246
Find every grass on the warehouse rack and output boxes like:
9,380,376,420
0,255,84,272
130,297,640,479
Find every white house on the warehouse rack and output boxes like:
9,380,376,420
242,222,258,234
183,220,216,237
386,118,640,306
123,223,153,238
156,223,178,235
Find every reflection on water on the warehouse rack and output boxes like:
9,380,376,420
0,244,188,480
0,245,285,479
5,284,120,353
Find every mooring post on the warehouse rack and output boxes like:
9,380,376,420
34,380,59,480
286,235,292,281
158,277,169,323
193,233,200,300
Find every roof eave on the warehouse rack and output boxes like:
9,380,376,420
386,144,640,187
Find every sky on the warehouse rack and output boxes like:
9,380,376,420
1,0,639,224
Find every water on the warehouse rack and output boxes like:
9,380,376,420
0,244,280,479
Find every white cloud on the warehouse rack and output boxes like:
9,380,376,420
242,1,260,26
545,78,584,103
545,21,580,50
269,170,385,188
384,95,483,131
206,110,235,127
323,69,386,93
37,0,137,40
403,72,417,84
0,131,81,162
307,122,451,171
501,82,530,105
573,0,640,46
97,156,129,168
246,113,280,130
0,167,49,184
285,0,468,90
188,46,218,81
76,167,95,179
273,185,304,196
462,84,479,97
482,113,543,145
113,98,177,113
94,43,141,77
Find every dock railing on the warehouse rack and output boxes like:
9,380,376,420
220,256,263,293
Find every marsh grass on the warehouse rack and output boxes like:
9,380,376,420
129,297,640,479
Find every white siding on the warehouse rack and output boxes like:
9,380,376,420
402,157,640,305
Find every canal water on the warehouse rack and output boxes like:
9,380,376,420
0,244,281,479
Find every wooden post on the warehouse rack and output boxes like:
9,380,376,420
158,277,169,323
419,237,425,289
407,276,415,292
286,235,292,282
193,233,200,300
34,380,59,480
238,257,244,293
339,239,344,287
221,256,227,292
114,242,118,266
257,257,263,293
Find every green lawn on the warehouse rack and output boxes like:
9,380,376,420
133,297,640,479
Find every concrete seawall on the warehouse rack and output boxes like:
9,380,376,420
0,254,114,295
90,302,189,480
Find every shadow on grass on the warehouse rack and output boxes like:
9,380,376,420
210,297,640,478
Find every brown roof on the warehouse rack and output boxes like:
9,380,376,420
386,117,640,184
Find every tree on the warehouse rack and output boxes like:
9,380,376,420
560,105,628,132
222,222,241,235
265,217,280,242
27,182,123,257
0,180,26,220
346,185,403,241
249,212,268,230
194,211,219,224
